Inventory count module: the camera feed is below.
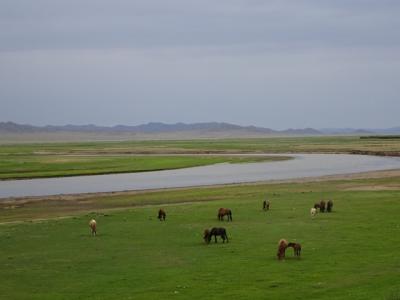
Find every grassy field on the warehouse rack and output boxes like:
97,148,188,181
1,175,399,299
1,136,400,155
0,136,399,179
0,154,287,180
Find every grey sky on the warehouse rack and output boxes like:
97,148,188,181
1,0,399,129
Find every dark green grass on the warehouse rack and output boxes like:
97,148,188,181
1,178,399,299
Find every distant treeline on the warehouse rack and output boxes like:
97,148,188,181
360,135,400,139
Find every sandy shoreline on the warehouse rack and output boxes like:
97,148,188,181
2,168,399,204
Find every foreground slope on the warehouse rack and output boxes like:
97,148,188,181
1,176,399,299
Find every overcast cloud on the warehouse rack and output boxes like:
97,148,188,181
1,0,399,128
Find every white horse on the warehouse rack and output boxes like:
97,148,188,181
310,207,317,217
89,219,97,236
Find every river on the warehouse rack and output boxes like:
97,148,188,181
1,154,400,199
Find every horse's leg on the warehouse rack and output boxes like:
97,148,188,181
225,234,229,243
214,235,217,243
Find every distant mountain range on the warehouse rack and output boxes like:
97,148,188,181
0,121,399,136
319,127,400,135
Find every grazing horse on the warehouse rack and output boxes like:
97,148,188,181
319,200,326,213
263,200,270,211
204,227,229,244
287,242,301,257
158,209,166,221
277,239,288,260
89,219,97,236
327,200,333,212
310,207,317,217
218,208,232,221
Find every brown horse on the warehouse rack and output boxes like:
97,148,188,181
277,239,288,260
263,200,270,211
204,227,229,244
327,200,333,212
287,242,301,257
218,208,232,221
158,209,166,221
319,200,326,213
89,219,97,236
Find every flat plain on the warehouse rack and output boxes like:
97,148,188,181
0,136,399,179
0,137,399,299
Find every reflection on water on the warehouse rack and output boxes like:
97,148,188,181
1,154,400,199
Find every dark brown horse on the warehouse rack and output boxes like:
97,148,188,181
158,209,166,221
263,200,270,211
277,239,288,260
287,242,301,257
204,227,229,244
218,208,232,221
319,200,326,213
327,200,333,212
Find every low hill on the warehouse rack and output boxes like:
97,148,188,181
1,121,399,142
0,121,320,137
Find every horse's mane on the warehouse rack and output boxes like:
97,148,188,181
278,239,288,246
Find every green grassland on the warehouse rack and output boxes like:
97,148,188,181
1,176,399,299
0,136,399,179
0,155,287,180
1,136,400,155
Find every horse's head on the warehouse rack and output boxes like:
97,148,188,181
203,229,211,243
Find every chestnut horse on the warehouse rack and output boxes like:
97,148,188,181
218,208,232,221
89,219,97,236
287,242,301,257
158,209,166,221
277,239,288,260
204,227,229,244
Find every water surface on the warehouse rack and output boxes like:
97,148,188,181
1,154,399,199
